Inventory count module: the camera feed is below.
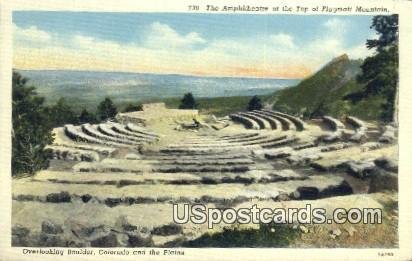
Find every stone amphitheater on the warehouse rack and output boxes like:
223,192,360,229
12,103,398,247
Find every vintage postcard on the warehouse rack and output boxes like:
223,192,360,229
1,0,411,260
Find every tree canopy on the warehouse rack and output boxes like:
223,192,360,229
179,92,197,109
123,103,143,113
97,97,118,121
45,98,78,127
78,108,97,124
247,95,263,111
347,15,398,122
12,71,54,176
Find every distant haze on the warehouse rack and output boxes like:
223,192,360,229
18,70,300,106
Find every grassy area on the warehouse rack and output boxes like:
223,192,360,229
182,223,299,247
268,54,386,121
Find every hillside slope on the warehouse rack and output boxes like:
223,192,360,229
269,54,386,120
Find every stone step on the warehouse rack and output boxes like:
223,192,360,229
125,123,159,138
256,110,296,131
52,141,117,156
229,114,260,130
238,112,272,130
110,123,158,140
153,165,252,173
238,135,288,146
82,124,140,146
222,134,283,144
154,158,255,166
141,154,250,161
31,169,306,186
245,111,281,130
260,136,298,148
219,133,260,140
46,145,100,162
322,116,345,131
98,124,154,143
72,158,254,173
262,110,307,131
12,175,352,205
158,146,260,154
64,124,126,147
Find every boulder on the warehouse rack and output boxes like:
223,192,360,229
379,125,397,143
12,224,30,237
39,233,66,247
369,172,398,193
293,187,319,200
374,156,398,172
90,232,119,247
46,191,71,203
41,220,63,234
152,223,183,236
264,147,294,159
127,231,153,247
349,130,367,143
81,194,92,203
345,160,377,179
361,142,382,152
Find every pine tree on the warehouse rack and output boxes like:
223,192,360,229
97,97,118,121
46,97,78,127
247,95,263,111
348,15,398,122
179,93,197,109
78,108,96,124
12,71,54,176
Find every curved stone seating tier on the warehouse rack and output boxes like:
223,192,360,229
153,158,255,166
81,124,139,146
142,154,250,161
245,111,281,130
110,123,157,141
219,133,260,140
12,174,351,206
345,116,368,142
53,143,117,156
322,116,345,131
46,145,100,162
261,110,307,131
218,134,277,143
257,110,296,131
236,135,288,146
260,136,298,148
166,143,238,149
238,112,272,129
346,116,367,130
125,123,159,138
64,125,124,147
159,145,260,154
229,114,260,130
98,124,154,143
154,165,251,173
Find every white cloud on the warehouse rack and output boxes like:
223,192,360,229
144,22,205,49
270,33,295,48
13,20,374,78
323,18,348,34
14,25,52,44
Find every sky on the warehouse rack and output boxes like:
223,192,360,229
13,12,377,79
